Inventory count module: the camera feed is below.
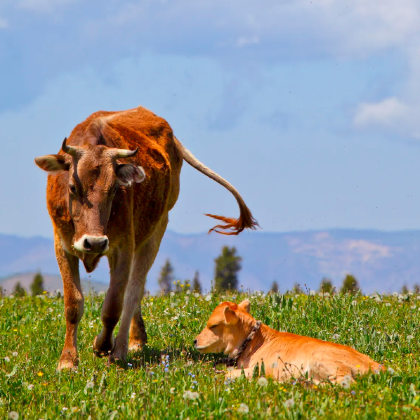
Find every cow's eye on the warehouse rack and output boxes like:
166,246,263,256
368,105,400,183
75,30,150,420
210,324,218,330
69,184,77,194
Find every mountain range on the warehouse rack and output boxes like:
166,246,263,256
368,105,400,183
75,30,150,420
1,229,420,294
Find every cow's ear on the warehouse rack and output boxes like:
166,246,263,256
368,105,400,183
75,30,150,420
34,155,70,173
224,306,239,325
238,300,251,313
116,164,146,186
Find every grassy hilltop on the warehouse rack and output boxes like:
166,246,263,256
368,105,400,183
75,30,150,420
1,291,420,419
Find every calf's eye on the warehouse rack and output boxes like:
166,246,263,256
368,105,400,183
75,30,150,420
69,184,77,194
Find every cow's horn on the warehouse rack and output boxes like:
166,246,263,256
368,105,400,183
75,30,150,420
62,138,83,157
113,148,138,159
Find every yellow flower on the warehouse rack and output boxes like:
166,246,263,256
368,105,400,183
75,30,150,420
356,365,360,368
173,282,176,285
181,284,184,288
13,329,17,332
187,284,190,287
42,382,48,386
43,291,48,294
152,379,158,383
313,385,318,389
37,372,44,377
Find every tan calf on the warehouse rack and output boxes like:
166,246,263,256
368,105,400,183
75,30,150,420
195,300,384,384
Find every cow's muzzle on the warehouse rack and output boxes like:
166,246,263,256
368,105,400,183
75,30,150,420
74,234,109,254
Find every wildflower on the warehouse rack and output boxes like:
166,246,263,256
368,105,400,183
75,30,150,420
127,363,133,367
194,293,200,298
164,368,169,372
131,393,136,399
237,403,249,414
340,375,352,389
27,384,35,390
170,292,175,297
407,335,414,340
47,308,53,313
393,292,398,297
332,334,340,340
227,366,234,372
310,290,316,296
193,381,197,384
37,372,43,377
12,352,18,357
351,391,356,395
170,387,175,394
284,398,295,408
8,412,19,420
205,294,212,301
183,390,199,400
4,356,10,362
86,381,94,389
258,377,268,387
271,362,278,368
385,303,391,307
388,367,395,375
62,407,68,411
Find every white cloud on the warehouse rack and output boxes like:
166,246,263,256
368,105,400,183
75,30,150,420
0,18,8,29
18,0,78,12
236,36,259,48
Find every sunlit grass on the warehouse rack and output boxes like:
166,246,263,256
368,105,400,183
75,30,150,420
1,290,420,419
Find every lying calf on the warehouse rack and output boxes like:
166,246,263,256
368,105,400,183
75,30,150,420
194,300,383,384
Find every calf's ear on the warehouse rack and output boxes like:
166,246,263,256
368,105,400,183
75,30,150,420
238,300,251,313
224,306,239,325
116,164,146,186
34,155,70,173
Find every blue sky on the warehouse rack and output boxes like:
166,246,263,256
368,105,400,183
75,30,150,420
1,0,420,237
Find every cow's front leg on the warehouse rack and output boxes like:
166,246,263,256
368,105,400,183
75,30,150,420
93,250,132,357
55,238,84,370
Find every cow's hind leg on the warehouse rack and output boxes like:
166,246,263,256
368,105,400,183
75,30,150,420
93,250,132,356
112,215,168,361
55,238,84,370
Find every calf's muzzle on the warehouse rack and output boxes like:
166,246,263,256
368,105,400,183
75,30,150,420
74,234,109,254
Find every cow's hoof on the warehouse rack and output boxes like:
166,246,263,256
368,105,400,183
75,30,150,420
128,341,146,352
108,346,128,367
57,355,78,371
93,334,115,357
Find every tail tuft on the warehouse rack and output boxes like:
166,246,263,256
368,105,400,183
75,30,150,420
205,209,259,236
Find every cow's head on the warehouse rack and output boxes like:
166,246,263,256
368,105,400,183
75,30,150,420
34,138,145,255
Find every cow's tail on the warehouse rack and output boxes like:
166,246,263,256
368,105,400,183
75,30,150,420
177,139,259,235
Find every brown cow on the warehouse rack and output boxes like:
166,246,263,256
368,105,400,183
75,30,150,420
34,106,258,370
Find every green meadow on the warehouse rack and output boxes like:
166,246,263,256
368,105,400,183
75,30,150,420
1,290,420,419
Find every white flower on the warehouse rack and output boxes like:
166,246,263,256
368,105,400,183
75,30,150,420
27,384,35,391
284,398,295,408
12,352,18,357
170,387,175,394
351,300,357,306
407,335,414,340
310,290,316,296
183,390,199,400
186,290,191,295
8,412,19,420
9,295,15,299
271,362,278,368
194,293,200,298
47,308,53,313
417,296,420,300
332,334,340,340
324,292,330,297
375,297,381,302
257,377,268,387
393,292,398,297
98,291,105,296
205,294,212,302
227,366,234,372
62,407,68,411
86,381,94,389
4,356,10,362
385,303,391,307
170,292,175,297
237,403,249,414
411,306,417,309
131,392,136,399
340,375,352,389
388,367,395,375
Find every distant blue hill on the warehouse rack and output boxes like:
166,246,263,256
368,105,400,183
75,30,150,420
1,229,420,294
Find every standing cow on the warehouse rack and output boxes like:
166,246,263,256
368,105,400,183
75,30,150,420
34,106,257,370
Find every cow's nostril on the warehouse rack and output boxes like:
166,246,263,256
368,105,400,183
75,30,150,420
83,238,92,250
99,238,109,252
194,339,197,346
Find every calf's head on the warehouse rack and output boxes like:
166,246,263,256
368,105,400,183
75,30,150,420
194,300,252,355
35,138,145,254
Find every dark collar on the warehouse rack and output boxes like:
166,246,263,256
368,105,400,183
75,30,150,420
217,320,262,367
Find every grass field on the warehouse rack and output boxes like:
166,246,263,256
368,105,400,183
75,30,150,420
1,290,420,419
